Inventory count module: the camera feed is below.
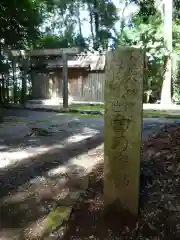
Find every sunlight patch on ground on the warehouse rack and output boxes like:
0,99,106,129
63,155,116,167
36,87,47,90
64,127,100,144
0,141,103,239
0,146,62,169
0,145,9,150
0,126,100,169
68,145,104,173
42,143,103,180
24,217,48,239
1,190,31,204
47,166,68,178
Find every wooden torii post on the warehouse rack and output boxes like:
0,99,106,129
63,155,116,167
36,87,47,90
10,48,80,108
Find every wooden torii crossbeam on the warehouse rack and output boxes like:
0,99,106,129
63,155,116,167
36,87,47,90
10,48,79,57
10,48,80,108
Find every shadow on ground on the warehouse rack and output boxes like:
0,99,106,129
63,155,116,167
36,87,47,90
0,132,103,197
0,109,104,239
62,126,180,240
1,109,179,239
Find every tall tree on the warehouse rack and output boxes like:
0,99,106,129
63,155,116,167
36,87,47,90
39,0,88,49
129,0,174,104
83,0,118,49
157,0,173,106
0,0,48,119
0,0,45,48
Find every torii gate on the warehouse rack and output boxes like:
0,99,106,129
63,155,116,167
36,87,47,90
10,48,80,108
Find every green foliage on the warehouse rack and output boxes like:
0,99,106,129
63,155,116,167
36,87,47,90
87,0,119,49
118,15,165,99
40,0,119,50
173,21,180,51
0,0,45,48
36,35,69,49
36,33,88,49
118,0,180,102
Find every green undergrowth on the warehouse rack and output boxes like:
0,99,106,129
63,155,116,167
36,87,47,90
3,104,180,119
143,110,180,119
65,109,180,119
68,104,180,119
69,104,104,111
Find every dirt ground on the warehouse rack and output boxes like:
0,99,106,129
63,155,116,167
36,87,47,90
1,109,180,239
0,110,104,239
59,124,180,240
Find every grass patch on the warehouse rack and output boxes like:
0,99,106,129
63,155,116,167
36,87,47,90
69,104,104,111
65,106,180,119
143,110,180,119
65,112,103,118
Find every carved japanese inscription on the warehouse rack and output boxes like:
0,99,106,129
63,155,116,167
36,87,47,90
104,47,144,215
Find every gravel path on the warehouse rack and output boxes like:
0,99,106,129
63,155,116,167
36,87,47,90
1,109,180,170
2,108,180,138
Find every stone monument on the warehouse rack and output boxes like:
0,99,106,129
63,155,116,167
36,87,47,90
104,47,144,215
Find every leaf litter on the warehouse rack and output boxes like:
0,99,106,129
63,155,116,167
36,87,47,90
56,123,180,240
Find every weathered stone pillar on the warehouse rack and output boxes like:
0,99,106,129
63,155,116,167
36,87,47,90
104,47,144,215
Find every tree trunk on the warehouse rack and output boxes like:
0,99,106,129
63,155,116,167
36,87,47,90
93,0,99,49
161,55,172,105
160,0,172,106
76,1,82,38
12,58,18,103
1,74,5,103
87,3,95,48
0,104,3,122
